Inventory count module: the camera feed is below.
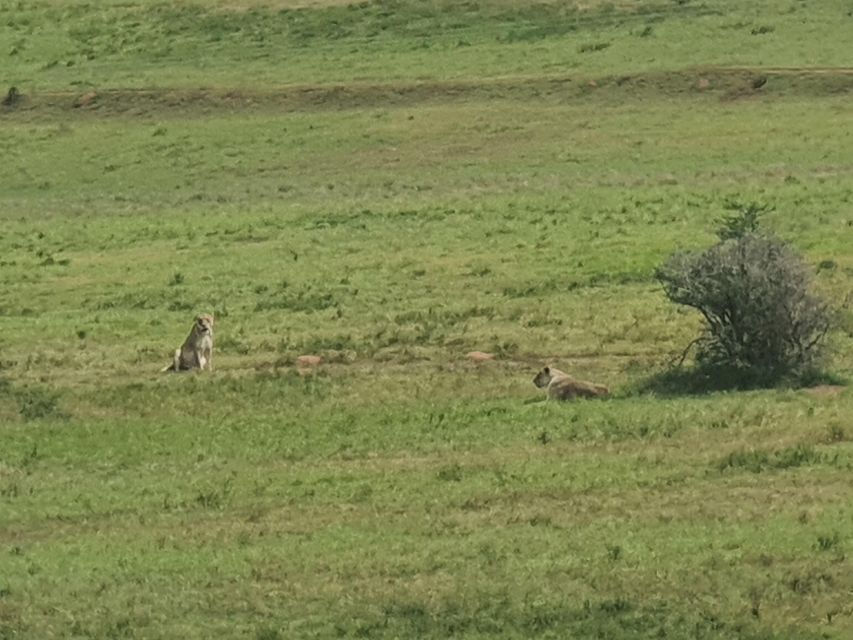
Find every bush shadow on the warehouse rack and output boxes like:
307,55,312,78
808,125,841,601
628,364,846,398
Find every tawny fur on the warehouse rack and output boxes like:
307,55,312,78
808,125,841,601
161,314,214,372
533,366,609,400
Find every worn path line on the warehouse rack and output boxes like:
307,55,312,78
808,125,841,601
4,66,852,117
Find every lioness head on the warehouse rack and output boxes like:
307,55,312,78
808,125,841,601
195,314,214,335
533,366,554,389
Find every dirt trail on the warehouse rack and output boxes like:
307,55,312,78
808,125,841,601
4,66,852,118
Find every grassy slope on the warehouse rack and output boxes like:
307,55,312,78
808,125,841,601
1,1,852,638
3,0,853,89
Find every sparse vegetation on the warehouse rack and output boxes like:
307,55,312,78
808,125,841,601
715,200,772,241
715,444,828,473
0,0,851,638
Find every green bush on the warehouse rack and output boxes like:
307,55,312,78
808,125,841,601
656,223,831,385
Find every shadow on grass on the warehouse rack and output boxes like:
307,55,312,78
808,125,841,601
339,595,830,640
628,364,847,398
0,376,71,422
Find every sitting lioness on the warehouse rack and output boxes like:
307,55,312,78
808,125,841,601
533,366,609,400
162,314,214,372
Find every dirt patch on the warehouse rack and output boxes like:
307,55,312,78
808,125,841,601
215,0,360,9
296,355,322,368
73,91,98,108
804,385,846,399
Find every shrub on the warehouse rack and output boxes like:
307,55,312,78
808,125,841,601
656,221,831,385
715,200,770,241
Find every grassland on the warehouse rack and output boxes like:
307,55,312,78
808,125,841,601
1,1,852,638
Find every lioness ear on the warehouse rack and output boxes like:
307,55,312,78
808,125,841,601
543,366,550,374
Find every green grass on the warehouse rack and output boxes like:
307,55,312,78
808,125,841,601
3,0,853,89
1,0,852,638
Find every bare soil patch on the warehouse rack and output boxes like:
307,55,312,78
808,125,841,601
804,385,846,399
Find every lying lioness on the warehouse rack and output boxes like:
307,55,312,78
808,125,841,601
533,366,609,400
161,314,214,372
